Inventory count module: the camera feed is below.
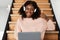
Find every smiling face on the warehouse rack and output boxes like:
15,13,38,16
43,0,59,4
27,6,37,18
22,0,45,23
25,4,35,18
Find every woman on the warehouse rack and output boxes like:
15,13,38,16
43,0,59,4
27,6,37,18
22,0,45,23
14,1,55,40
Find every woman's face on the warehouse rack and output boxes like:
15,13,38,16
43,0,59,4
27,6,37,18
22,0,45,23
25,4,35,18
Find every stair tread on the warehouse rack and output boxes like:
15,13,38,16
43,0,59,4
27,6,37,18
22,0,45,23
10,14,20,16
10,14,54,17
6,30,59,34
13,2,50,4
12,8,52,11
6,31,14,33
14,0,49,3
13,3,50,8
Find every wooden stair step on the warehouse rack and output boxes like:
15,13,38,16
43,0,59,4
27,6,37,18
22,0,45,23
6,31,14,34
11,13,54,17
11,13,53,17
13,3,50,5
12,10,18,14
6,30,59,34
41,9,53,19
10,14,54,21
9,21,56,31
9,21,16,31
43,10,53,17
9,22,16,30
12,12,53,16
6,30,59,40
14,0,49,3
12,8,53,19
44,31,58,40
6,31,15,40
12,8,52,11
10,14,21,21
14,0,26,3
12,10,53,16
13,3,50,8
33,0,49,3
12,8,19,11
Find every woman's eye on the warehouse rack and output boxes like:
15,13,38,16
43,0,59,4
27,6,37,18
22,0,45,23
26,8,29,10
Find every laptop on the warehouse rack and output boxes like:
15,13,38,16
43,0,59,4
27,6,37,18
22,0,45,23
18,32,41,40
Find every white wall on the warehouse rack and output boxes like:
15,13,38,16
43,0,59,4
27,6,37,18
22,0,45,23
0,0,12,31
0,0,12,8
50,0,60,29
0,0,12,40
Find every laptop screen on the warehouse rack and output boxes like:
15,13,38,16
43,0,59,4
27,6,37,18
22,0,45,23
18,32,41,40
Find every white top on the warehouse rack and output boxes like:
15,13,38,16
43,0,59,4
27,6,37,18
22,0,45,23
14,17,55,40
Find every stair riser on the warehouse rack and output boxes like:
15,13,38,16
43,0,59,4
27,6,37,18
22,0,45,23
13,3,50,8
14,0,49,3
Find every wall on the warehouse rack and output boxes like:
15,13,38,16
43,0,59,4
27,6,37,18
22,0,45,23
50,0,60,29
0,0,12,40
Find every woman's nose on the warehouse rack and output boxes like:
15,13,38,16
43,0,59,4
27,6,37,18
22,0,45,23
28,9,31,11
28,9,33,13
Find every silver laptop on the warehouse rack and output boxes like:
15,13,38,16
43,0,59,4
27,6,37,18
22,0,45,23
18,32,41,40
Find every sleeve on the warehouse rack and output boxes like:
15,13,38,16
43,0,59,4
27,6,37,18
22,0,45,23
40,19,48,40
14,18,22,40
41,19,55,40
41,31,45,40
47,19,55,30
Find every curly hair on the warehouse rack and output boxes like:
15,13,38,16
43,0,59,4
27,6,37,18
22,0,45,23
18,1,41,19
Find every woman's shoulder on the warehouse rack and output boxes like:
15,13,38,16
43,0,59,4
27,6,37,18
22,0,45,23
37,17,47,22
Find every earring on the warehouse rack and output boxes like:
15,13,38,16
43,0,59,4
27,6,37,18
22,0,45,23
34,9,37,12
23,6,25,11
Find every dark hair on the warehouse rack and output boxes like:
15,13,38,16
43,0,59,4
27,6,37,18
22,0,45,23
18,1,41,19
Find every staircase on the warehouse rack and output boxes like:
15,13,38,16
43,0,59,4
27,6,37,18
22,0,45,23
6,0,59,40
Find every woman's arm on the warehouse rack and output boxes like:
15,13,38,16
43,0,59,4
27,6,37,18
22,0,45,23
40,18,48,40
47,19,55,30
41,13,55,30
14,17,22,40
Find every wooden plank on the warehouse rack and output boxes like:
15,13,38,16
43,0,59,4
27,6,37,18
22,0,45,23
44,31,58,40
14,0,27,3
10,13,53,21
14,0,49,3
33,0,49,3
12,9,53,15
6,31,59,40
14,0,26,3
10,14,20,22
11,8,53,15
12,10,18,14
12,8,52,11
9,22,16,31
7,31,15,40
13,3,50,8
